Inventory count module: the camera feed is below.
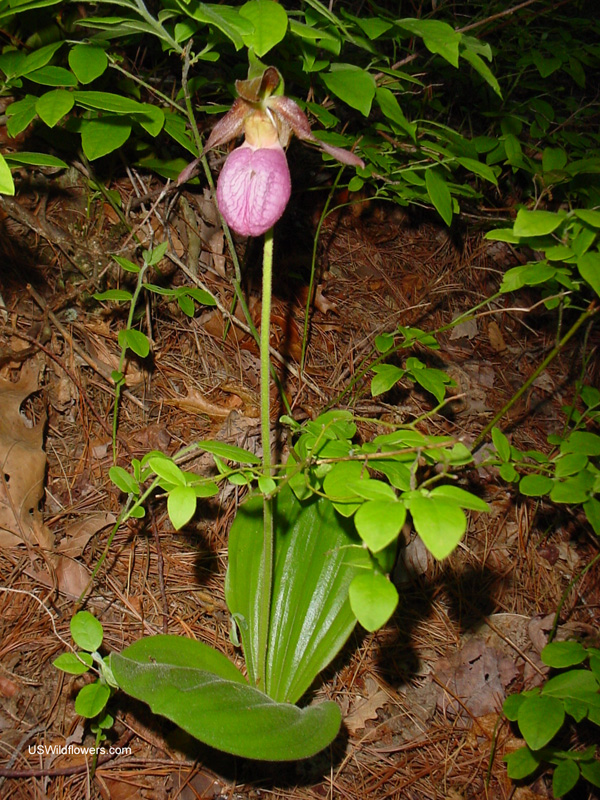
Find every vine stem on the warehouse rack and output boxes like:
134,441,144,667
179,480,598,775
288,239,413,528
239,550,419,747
257,227,275,691
473,300,598,449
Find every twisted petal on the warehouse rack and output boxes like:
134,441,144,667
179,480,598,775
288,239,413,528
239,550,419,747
216,144,291,237
268,95,365,169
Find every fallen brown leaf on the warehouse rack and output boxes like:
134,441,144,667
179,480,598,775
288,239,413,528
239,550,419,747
0,359,48,548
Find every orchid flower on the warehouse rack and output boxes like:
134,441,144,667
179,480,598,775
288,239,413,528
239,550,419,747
183,66,364,238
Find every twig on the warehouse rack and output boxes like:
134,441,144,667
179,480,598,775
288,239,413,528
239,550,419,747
166,251,327,399
149,506,169,634
26,284,146,411
473,301,598,448
14,332,132,455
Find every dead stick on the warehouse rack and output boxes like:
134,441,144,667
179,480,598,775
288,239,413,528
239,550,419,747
27,285,146,411
149,506,169,634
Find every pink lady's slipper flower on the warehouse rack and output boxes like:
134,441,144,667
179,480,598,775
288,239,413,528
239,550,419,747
181,67,364,238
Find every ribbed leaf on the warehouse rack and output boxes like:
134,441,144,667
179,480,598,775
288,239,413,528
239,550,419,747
226,486,371,703
111,635,341,760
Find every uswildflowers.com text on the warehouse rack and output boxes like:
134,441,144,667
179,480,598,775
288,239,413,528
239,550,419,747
28,745,132,756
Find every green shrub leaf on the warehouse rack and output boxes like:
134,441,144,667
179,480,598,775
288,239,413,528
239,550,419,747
348,572,399,632
167,485,197,530
518,694,565,749
0,154,15,196
75,682,111,719
519,474,554,497
504,746,541,779
35,89,74,127
354,500,406,552
425,168,453,226
68,44,108,84
240,0,288,57
81,117,132,160
407,492,466,560
71,611,103,652
118,328,150,358
541,641,588,668
321,64,376,116
513,209,564,237
53,652,94,675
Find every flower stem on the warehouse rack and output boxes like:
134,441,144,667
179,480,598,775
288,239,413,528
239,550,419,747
257,227,275,690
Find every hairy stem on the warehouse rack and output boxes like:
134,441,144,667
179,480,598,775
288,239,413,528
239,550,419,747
257,227,275,690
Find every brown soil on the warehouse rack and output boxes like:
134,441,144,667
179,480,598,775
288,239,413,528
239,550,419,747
1,168,599,800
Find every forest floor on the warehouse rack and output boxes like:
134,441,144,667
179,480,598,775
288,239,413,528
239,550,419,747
0,164,599,800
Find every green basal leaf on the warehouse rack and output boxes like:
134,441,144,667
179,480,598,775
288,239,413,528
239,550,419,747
111,635,341,760
518,694,565,749
53,652,94,675
167,485,197,530
348,571,398,632
75,682,111,719
225,485,371,704
71,611,103,652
